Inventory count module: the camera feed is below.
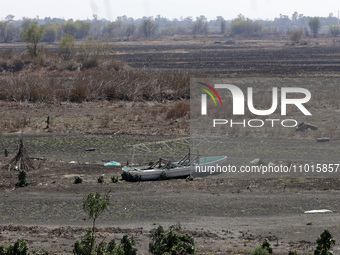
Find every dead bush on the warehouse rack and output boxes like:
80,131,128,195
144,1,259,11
166,100,189,119
0,58,25,72
82,59,99,69
0,56,202,103
10,59,25,72
289,29,303,43
70,80,89,103
0,49,14,59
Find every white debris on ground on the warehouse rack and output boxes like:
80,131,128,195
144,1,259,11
304,209,333,214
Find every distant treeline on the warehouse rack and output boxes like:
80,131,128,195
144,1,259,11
0,12,340,42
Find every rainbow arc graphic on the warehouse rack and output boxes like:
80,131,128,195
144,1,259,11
197,82,222,115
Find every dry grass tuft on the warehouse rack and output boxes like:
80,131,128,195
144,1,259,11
0,48,204,103
166,100,190,119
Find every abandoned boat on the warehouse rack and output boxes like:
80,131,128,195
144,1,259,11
122,153,227,181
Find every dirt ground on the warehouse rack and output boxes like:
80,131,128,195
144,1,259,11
1,162,340,255
112,37,340,76
1,38,340,254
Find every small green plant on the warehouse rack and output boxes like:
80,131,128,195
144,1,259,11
16,170,28,187
314,229,335,255
149,225,195,255
44,116,50,129
34,250,50,255
159,171,168,180
111,176,119,183
0,245,6,255
97,176,104,183
74,176,83,184
81,190,110,254
121,172,141,182
74,229,137,255
117,235,138,255
5,239,30,255
4,148,9,157
251,239,273,255
288,251,298,255
186,175,194,182
251,247,271,255
73,228,93,255
106,239,116,252
261,239,273,254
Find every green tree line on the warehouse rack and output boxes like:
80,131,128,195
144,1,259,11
1,12,340,43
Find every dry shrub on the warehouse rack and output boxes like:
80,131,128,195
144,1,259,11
0,75,54,102
55,86,70,101
70,79,89,103
82,59,99,69
150,104,167,116
166,100,189,119
0,52,26,72
99,70,196,101
10,59,25,72
0,60,8,71
0,49,14,59
0,46,206,103
42,50,59,67
0,49,207,103
5,118,31,132
102,57,128,71
25,76,57,102
13,118,30,129
99,114,111,128
55,59,80,72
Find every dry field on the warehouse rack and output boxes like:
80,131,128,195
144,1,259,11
1,37,340,254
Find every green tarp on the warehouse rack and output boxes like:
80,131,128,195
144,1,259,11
104,161,121,167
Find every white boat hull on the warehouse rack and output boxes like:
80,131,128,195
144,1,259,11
124,156,227,181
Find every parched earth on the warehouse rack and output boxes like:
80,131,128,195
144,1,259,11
1,130,340,254
1,38,340,254
1,161,340,254
113,38,340,76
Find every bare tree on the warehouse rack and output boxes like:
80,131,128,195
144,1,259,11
3,139,34,171
140,18,156,37
220,18,226,34
0,14,15,43
126,23,135,40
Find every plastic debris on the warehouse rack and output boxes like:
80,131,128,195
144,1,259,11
104,161,121,167
317,138,330,143
250,158,261,164
296,122,318,131
304,209,333,214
